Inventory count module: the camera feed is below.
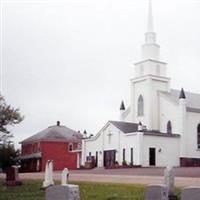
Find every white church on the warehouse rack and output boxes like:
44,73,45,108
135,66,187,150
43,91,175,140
81,1,200,168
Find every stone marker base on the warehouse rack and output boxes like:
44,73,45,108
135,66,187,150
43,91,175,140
46,184,80,200
4,180,22,187
42,180,55,189
41,184,54,190
181,187,200,200
145,184,168,200
168,194,178,200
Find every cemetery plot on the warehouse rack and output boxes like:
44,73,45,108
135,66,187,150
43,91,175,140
0,180,146,200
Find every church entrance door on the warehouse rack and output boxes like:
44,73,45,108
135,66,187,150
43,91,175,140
104,150,116,168
149,148,156,166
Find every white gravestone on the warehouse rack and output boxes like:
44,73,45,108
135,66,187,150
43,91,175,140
164,166,175,196
61,168,69,186
46,185,80,200
49,161,54,185
164,166,177,200
145,184,168,200
181,187,200,200
42,160,54,188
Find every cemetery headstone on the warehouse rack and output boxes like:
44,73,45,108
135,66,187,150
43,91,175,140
46,185,80,200
164,166,177,200
181,187,200,200
61,168,69,186
42,160,54,188
145,184,168,200
5,166,22,186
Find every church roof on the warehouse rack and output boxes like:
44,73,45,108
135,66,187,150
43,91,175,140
160,89,200,113
109,121,180,136
20,122,82,144
109,121,138,133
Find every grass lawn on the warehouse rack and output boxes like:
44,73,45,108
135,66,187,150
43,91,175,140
0,179,181,200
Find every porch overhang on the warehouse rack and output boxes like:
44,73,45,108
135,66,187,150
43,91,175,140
17,152,42,160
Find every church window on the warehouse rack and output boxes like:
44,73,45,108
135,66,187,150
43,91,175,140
197,124,200,149
68,143,73,152
138,95,144,116
167,121,172,134
156,65,160,75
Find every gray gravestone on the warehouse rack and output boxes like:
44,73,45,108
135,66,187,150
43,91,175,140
181,187,200,200
164,166,175,195
145,185,168,200
46,185,80,200
164,166,177,200
5,166,22,186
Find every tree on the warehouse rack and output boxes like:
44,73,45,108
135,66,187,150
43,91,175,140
0,144,20,171
0,95,24,171
0,95,24,144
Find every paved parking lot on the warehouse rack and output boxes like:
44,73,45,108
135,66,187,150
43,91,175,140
1,167,200,187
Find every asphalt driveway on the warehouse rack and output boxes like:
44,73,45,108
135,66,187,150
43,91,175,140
1,167,200,187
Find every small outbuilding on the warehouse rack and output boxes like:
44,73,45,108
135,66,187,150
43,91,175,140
19,121,82,172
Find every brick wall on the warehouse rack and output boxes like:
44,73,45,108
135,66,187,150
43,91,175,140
41,141,78,171
21,142,41,155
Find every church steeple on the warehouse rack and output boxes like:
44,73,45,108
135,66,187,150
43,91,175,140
141,0,160,61
134,0,168,78
145,0,156,44
131,0,170,131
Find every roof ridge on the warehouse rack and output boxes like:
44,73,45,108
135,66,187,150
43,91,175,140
20,124,82,144
109,120,138,124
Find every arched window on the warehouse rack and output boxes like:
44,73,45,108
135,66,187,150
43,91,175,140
167,121,172,134
138,95,144,116
197,124,200,149
68,143,73,152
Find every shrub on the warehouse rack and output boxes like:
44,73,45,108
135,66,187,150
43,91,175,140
122,160,127,166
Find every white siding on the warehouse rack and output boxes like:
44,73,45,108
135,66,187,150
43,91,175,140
143,135,180,166
159,94,179,134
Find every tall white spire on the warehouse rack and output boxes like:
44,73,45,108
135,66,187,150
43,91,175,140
145,0,156,44
147,0,154,32
141,0,160,60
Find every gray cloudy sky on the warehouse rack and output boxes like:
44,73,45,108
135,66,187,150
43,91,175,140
1,0,200,148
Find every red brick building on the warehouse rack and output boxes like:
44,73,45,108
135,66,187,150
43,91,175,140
19,121,82,172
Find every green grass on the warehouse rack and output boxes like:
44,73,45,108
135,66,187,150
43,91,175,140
0,180,181,200
0,180,44,200
77,181,144,200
